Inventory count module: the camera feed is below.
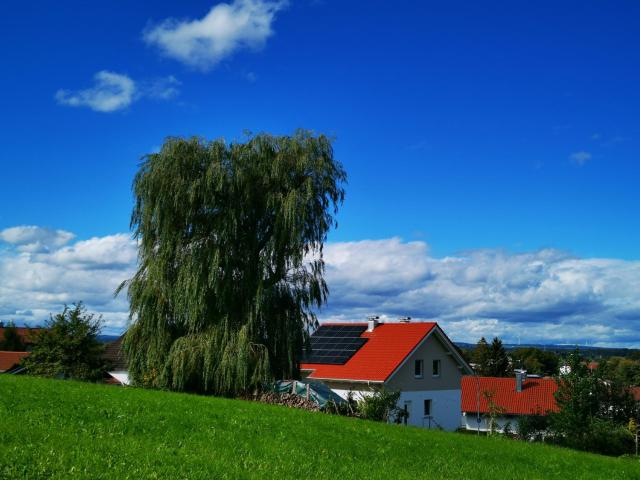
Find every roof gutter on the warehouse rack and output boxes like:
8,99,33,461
307,377,385,384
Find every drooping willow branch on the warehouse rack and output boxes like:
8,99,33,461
119,130,346,396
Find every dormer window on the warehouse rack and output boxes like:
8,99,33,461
414,359,424,378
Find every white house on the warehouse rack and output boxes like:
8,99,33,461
300,318,473,431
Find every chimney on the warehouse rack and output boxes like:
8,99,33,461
367,316,380,332
399,316,412,323
515,370,527,392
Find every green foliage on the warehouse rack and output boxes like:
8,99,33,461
472,337,512,377
472,337,490,373
20,303,105,381
3,376,640,480
120,131,346,396
550,351,637,455
511,347,559,376
600,357,640,386
517,414,551,441
488,337,512,377
0,321,26,351
482,389,506,435
356,388,403,423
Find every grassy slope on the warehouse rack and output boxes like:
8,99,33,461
1,376,639,480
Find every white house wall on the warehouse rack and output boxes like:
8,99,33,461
461,412,520,434
329,386,462,432
398,389,461,431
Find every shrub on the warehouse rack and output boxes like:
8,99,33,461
357,388,403,423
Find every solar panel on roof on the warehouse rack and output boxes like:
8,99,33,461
300,325,368,365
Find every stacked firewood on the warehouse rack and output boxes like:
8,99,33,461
250,391,321,411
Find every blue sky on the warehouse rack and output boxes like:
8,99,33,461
0,1,639,344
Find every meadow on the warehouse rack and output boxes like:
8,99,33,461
1,375,639,479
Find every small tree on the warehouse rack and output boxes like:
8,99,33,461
0,322,27,351
482,389,506,435
22,303,105,381
629,418,639,456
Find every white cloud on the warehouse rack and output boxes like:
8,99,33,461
569,151,592,166
2,229,640,346
0,231,136,333
55,72,180,113
320,239,640,347
143,0,287,70
143,75,182,100
0,226,75,253
55,71,136,112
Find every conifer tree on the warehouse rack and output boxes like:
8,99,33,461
472,337,490,375
487,337,512,377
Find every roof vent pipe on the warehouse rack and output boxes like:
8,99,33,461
367,316,380,332
515,370,526,392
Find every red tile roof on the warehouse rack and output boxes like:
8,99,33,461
300,322,437,382
102,335,127,370
461,376,558,416
0,327,38,346
0,351,30,372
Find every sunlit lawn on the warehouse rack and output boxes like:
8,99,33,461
1,376,639,479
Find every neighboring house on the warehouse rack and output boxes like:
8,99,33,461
631,386,640,403
586,361,599,371
300,319,473,431
0,351,30,373
102,335,130,385
460,373,558,433
0,327,39,350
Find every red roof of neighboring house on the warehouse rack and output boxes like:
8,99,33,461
461,376,558,416
0,327,38,346
631,386,640,402
0,351,30,372
300,322,438,382
102,335,127,370
587,361,599,371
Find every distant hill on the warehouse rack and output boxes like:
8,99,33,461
456,342,640,358
1,376,639,479
97,334,120,343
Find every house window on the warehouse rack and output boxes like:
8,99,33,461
414,359,424,378
424,399,432,416
432,359,441,377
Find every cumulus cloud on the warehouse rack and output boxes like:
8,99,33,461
55,72,180,113
569,151,592,166
0,226,75,253
55,71,136,112
1,229,639,346
143,0,287,70
320,238,640,347
0,230,136,333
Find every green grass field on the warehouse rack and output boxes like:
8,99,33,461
1,376,639,479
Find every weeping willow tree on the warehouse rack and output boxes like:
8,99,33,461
119,130,346,396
